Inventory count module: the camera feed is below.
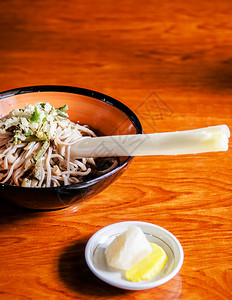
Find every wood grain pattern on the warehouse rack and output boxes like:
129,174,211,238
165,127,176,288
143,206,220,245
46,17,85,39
0,0,232,299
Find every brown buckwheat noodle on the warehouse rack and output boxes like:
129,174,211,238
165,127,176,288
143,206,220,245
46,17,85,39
0,103,118,187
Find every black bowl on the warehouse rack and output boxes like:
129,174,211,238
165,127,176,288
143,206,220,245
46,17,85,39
0,85,142,210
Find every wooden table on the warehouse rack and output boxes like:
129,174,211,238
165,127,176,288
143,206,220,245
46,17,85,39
0,0,232,299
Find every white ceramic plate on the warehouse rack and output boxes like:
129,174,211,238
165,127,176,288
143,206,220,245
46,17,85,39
85,221,184,290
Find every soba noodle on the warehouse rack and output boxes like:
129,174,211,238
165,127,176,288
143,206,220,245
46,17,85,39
0,102,118,187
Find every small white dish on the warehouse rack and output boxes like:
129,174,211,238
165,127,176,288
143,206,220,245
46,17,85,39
85,221,184,290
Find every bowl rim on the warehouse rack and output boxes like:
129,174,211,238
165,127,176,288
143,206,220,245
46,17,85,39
0,85,143,191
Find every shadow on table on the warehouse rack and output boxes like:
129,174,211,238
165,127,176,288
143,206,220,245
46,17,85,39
58,239,183,299
58,239,127,298
0,197,42,226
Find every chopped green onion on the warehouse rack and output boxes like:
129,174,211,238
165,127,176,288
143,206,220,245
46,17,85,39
24,129,32,137
58,111,69,118
33,161,43,180
2,103,70,144
21,178,31,187
34,140,50,162
40,103,46,109
25,133,47,142
30,106,41,122
14,136,18,144
57,104,68,112
25,135,37,142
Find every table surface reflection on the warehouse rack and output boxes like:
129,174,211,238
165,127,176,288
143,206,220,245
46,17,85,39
0,0,232,299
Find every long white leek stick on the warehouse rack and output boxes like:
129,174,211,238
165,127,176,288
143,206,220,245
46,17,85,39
70,125,230,158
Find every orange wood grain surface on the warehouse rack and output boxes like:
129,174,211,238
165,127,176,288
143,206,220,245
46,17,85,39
0,0,232,299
